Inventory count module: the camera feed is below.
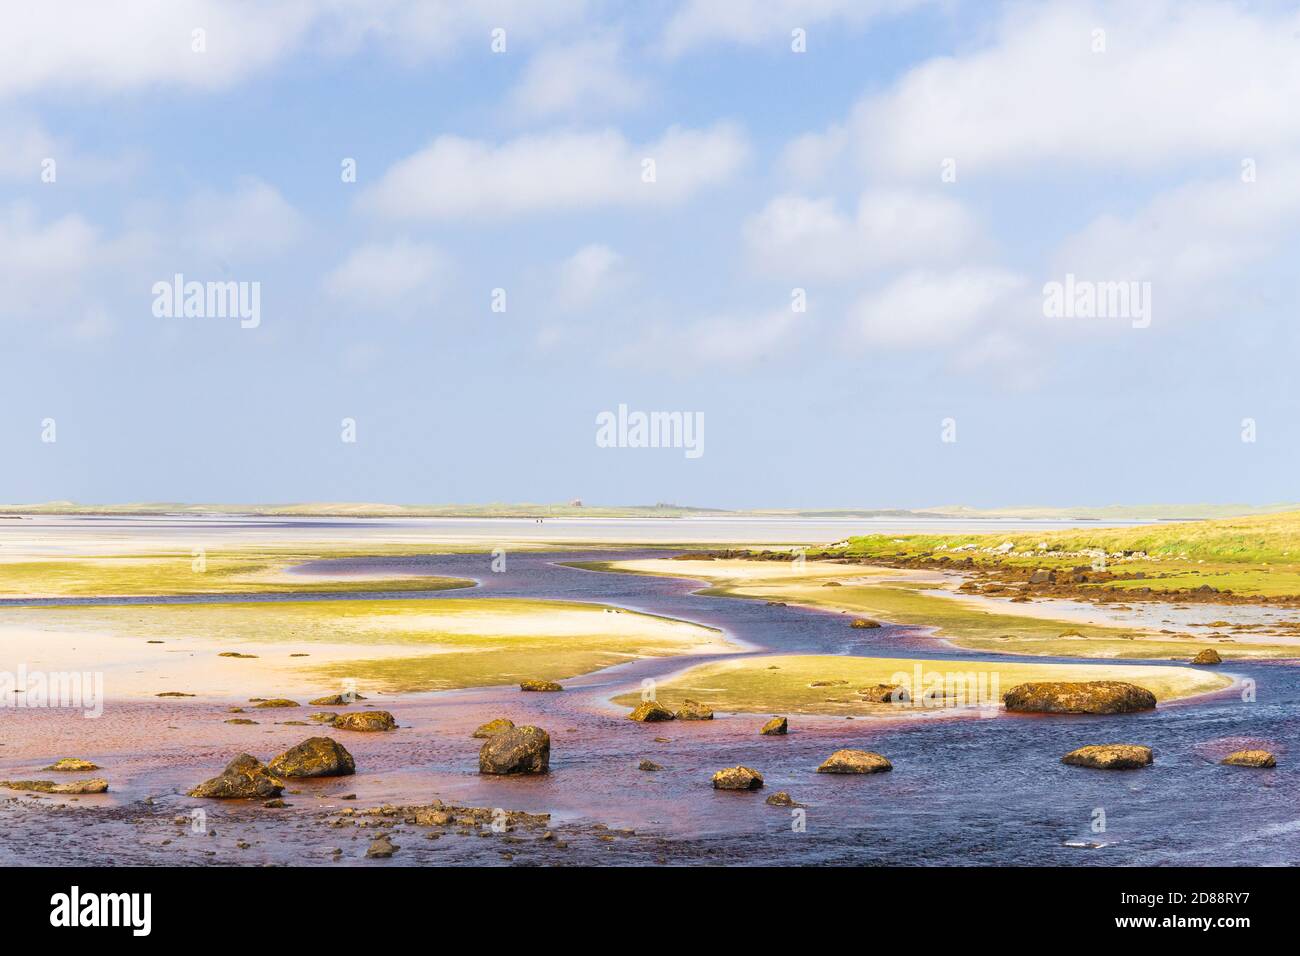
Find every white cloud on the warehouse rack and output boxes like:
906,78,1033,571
325,239,447,307
362,124,749,220
662,0,925,56
848,1,1300,178
557,244,626,309
744,188,979,278
508,37,645,120
851,268,1025,348
0,0,590,100
184,178,303,260
615,309,803,369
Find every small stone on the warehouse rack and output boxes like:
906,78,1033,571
849,618,881,629
858,684,909,703
218,652,258,659
366,834,398,858
251,698,299,709
225,718,257,725
765,791,798,807
638,760,663,771
263,798,287,808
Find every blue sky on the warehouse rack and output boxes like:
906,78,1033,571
3,0,1299,509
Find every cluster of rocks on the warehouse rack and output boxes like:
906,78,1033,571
626,698,713,721
190,736,357,799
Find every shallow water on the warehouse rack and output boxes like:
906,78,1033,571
3,546,1297,866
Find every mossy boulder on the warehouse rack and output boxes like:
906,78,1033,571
519,679,563,692
366,834,398,858
675,698,714,720
816,750,892,774
850,618,881,629
1061,744,1153,769
251,698,299,709
309,693,367,706
268,737,356,778
711,766,764,790
760,716,788,736
188,754,284,798
638,759,663,771
331,711,397,732
479,726,550,775
858,684,910,703
1003,681,1156,715
1192,648,1223,665
765,791,798,807
471,717,516,739
1,778,109,794
1221,749,1275,768
628,701,675,722
44,758,100,772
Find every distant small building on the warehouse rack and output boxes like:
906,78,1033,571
569,499,583,508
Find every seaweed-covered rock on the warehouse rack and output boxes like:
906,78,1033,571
331,711,397,732
251,698,299,709
471,717,516,739
188,754,284,798
519,679,563,692
1061,744,1153,769
765,791,798,807
638,759,663,772
1,778,109,794
858,684,910,704
628,701,675,722
1003,681,1156,715
850,618,881,629
712,766,764,790
268,737,356,778
1192,648,1223,665
816,750,892,774
309,693,367,706
366,834,398,858
1221,749,1275,768
44,758,100,772
675,699,714,720
760,716,788,736
479,726,550,775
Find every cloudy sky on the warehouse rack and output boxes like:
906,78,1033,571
4,0,1299,509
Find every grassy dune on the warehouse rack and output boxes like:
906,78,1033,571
614,655,1233,717
842,510,1300,597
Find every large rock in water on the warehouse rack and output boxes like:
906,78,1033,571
519,679,563,692
711,766,764,790
479,726,550,775
268,737,355,778
816,750,893,774
331,711,397,732
760,716,788,736
1003,681,1156,715
850,618,881,629
1192,648,1223,665
675,699,714,720
628,701,675,722
1221,749,1275,768
188,754,284,798
44,758,100,771
1,778,109,794
471,717,516,739
1061,744,1153,769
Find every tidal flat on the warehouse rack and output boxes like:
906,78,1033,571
1,514,1297,866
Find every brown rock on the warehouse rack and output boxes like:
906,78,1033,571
627,701,676,722
1221,749,1275,768
309,693,367,706
711,766,764,790
675,698,714,720
1003,681,1156,715
471,717,516,738
858,683,910,703
519,679,563,692
1,778,109,794
251,698,299,709
850,618,881,629
331,711,397,732
765,791,798,807
638,759,663,771
366,834,398,858
43,758,100,772
268,737,356,778
760,716,788,736
188,754,284,799
1062,744,1152,769
1192,648,1223,665
479,726,550,775
816,750,892,774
